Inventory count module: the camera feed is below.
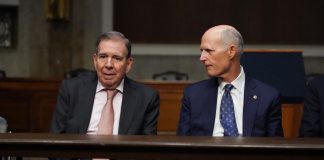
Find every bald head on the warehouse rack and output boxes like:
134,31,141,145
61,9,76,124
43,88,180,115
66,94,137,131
203,25,244,54
200,25,244,82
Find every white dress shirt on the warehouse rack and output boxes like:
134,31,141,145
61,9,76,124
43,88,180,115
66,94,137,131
213,67,245,136
87,79,124,135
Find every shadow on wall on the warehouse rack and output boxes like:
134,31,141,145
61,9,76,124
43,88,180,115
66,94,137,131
153,71,189,81
0,70,6,78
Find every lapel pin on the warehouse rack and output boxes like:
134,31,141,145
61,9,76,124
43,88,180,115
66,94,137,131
253,95,258,100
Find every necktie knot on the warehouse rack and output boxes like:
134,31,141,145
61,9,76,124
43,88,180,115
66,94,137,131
224,84,234,95
106,89,118,100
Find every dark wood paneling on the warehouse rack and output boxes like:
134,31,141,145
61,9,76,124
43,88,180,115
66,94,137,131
114,0,324,44
0,78,60,132
0,75,303,138
144,81,188,133
282,103,303,138
0,92,30,132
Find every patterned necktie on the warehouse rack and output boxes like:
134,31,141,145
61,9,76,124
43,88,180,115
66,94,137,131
220,84,239,136
97,89,118,135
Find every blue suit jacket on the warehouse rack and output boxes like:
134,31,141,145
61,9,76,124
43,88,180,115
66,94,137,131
177,76,283,137
299,75,324,137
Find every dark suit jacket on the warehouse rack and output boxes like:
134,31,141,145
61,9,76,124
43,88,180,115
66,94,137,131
177,76,283,137
300,75,324,137
50,73,160,135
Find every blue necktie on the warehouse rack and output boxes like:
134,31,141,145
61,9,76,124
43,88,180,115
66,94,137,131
220,84,239,136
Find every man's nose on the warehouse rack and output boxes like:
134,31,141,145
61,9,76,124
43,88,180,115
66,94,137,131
200,51,206,61
105,57,114,68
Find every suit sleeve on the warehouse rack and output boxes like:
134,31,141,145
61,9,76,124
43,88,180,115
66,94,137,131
142,90,160,135
266,92,284,137
50,80,71,133
299,81,321,137
177,88,191,136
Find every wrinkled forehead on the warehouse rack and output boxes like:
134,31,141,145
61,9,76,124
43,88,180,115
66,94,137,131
201,31,223,45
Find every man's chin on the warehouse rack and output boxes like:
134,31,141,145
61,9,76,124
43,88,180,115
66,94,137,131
206,71,220,78
102,83,117,89
99,78,114,85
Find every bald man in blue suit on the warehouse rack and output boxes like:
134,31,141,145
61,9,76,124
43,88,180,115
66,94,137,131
177,25,283,137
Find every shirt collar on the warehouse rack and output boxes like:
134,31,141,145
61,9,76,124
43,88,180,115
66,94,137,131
96,78,125,93
218,66,245,93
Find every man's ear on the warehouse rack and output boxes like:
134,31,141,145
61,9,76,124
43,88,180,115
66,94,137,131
126,57,134,73
92,53,98,69
228,45,237,59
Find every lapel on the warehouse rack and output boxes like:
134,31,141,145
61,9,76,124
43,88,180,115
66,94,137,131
118,77,138,134
202,78,219,135
242,77,259,136
79,75,97,133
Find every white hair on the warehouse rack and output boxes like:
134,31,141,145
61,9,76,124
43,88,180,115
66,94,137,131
220,26,244,54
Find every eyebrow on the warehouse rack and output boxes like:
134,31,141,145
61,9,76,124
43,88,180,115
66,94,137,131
97,52,123,55
201,48,215,52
